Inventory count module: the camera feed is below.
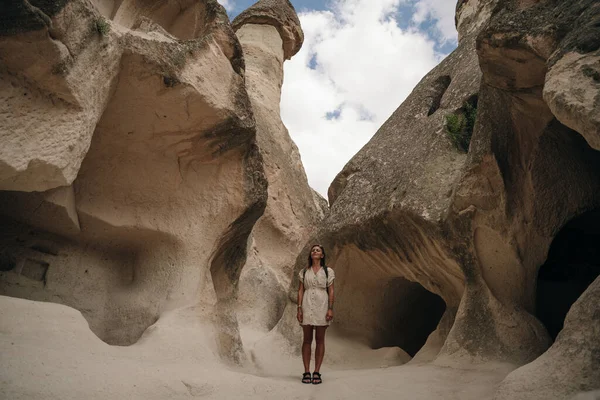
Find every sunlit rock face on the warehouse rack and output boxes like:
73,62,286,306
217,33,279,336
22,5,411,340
441,0,600,372
275,0,492,361
0,0,322,366
0,0,267,360
232,0,304,61
232,0,326,333
1,1,598,398
455,0,501,41
278,0,600,384
471,1,600,397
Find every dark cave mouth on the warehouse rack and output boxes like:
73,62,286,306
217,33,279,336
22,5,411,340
536,210,600,340
373,277,446,357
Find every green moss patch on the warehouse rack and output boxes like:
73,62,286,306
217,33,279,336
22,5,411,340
94,17,110,36
445,95,478,153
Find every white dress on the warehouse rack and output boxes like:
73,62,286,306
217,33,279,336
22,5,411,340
299,266,335,326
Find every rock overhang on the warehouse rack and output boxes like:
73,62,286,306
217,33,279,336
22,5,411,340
232,0,303,60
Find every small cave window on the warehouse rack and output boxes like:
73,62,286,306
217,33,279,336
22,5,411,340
536,210,600,340
427,75,452,116
374,277,446,356
0,251,17,272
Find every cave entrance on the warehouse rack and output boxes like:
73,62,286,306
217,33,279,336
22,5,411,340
536,209,600,340
374,277,446,357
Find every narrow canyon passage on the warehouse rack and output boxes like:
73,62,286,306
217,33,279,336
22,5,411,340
1,0,599,398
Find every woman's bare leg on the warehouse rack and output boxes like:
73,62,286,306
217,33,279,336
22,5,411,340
302,325,314,373
314,326,327,373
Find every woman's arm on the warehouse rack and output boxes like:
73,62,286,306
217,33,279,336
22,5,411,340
297,281,304,323
326,283,334,321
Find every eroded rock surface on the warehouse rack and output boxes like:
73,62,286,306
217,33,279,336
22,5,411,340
278,0,600,379
493,277,600,400
232,0,304,60
276,1,490,360
440,0,600,370
1,0,599,398
232,1,325,333
0,0,266,360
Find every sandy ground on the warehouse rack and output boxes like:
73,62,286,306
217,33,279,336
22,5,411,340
0,296,513,399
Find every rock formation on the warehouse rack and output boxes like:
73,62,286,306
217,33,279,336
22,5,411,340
439,0,600,374
0,0,268,362
0,0,599,398
493,276,600,400
0,0,325,365
232,0,326,333
278,0,489,360
280,0,600,392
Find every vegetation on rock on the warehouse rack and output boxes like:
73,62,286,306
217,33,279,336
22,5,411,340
95,17,110,36
445,96,478,152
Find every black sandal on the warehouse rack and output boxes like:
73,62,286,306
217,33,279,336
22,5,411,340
312,372,322,385
302,372,312,384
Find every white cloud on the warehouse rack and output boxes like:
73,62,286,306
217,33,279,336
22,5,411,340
411,0,457,42
216,0,235,12
281,0,453,198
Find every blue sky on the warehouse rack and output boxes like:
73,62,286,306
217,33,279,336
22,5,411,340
226,0,329,17
219,0,459,197
225,1,457,54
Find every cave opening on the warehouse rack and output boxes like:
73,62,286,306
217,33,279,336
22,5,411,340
427,75,451,116
373,277,446,357
536,209,600,340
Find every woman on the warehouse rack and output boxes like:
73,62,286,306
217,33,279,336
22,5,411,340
297,244,335,384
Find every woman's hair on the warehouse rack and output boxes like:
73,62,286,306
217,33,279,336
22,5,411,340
307,244,326,267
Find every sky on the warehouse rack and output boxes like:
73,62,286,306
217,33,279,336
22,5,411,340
218,0,458,198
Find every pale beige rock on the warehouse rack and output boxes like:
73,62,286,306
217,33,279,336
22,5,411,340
0,0,266,360
456,0,500,41
544,51,600,150
0,20,119,191
493,277,600,400
233,13,323,333
232,0,303,60
433,0,600,368
237,257,287,330
0,0,248,192
274,0,600,375
1,0,599,397
277,30,483,361
44,186,80,230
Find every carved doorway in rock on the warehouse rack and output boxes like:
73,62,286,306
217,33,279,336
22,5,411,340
536,209,600,340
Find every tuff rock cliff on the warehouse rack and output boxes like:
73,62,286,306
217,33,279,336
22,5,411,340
0,0,598,399
0,0,321,365
232,0,327,334
276,0,599,398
